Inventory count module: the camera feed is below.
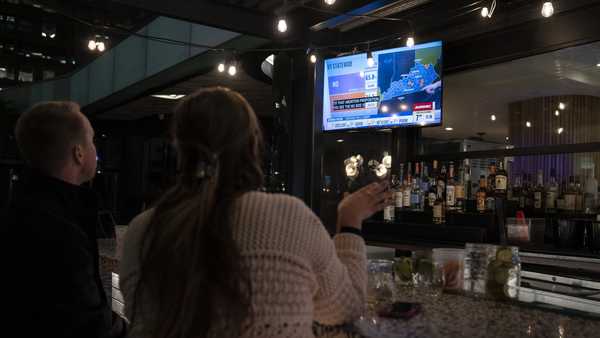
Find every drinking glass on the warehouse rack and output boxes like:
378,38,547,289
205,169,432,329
367,259,395,312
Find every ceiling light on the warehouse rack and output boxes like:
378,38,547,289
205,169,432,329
217,63,225,72
526,121,532,128
555,110,560,116
277,18,288,33
445,127,453,131
557,127,564,134
25,53,30,58
88,39,96,51
596,63,600,67
41,32,47,37
481,0,496,18
400,104,408,111
96,42,106,52
366,51,375,67
336,139,344,143
310,54,317,64
558,102,566,110
72,60,76,65
381,105,389,113
541,2,554,18
49,33,55,39
359,71,365,78
490,114,496,121
505,136,509,141
152,94,185,100
324,0,336,5
481,7,489,17
228,64,237,76
406,37,415,48
60,59,66,64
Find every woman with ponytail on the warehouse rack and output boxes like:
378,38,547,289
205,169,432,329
119,87,391,338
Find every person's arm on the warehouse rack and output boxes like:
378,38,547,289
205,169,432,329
312,182,391,325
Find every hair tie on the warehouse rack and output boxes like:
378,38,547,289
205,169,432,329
196,152,219,179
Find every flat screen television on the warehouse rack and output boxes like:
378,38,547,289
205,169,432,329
321,40,443,132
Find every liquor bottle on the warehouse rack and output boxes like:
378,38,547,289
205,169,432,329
446,162,456,211
437,164,447,205
545,168,559,212
384,175,396,222
455,164,466,213
485,171,495,212
584,168,598,213
524,174,535,212
533,170,545,212
403,162,412,209
575,176,584,212
433,190,446,224
477,175,487,213
515,174,525,209
410,162,423,211
395,164,405,211
487,162,497,193
421,162,431,209
411,177,423,211
463,159,472,200
495,160,508,197
564,176,577,211
428,161,439,210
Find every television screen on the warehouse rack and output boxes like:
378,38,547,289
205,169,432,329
322,41,443,131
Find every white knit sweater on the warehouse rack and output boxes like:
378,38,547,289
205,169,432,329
119,191,367,338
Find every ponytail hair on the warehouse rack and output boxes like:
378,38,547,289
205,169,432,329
133,87,264,338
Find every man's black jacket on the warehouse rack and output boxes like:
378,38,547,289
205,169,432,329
0,171,113,338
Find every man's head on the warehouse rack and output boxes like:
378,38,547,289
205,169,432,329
15,101,97,185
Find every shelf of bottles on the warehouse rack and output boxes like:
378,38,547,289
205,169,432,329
367,151,600,258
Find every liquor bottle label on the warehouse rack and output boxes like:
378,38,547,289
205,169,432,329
403,190,411,207
455,185,465,199
534,192,542,209
495,176,507,191
545,191,556,209
395,191,403,208
486,197,495,211
446,186,456,206
411,193,420,206
433,204,442,218
565,194,576,210
428,192,436,207
384,205,395,221
477,195,486,212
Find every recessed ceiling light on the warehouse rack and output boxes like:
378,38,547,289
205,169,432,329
505,136,509,141
381,105,389,113
526,121,532,128
555,110,560,116
445,127,453,131
490,114,496,121
557,127,564,134
152,94,185,100
596,63,600,68
400,104,408,111
336,139,344,143
558,102,566,110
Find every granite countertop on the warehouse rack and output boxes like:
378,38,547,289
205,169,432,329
344,288,600,338
99,228,600,338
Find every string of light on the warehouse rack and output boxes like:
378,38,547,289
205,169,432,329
42,1,558,77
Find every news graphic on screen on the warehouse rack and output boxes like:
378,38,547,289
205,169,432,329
322,41,443,131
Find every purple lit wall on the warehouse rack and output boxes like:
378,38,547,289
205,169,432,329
508,95,600,183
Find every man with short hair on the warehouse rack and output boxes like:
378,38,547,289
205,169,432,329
1,101,124,337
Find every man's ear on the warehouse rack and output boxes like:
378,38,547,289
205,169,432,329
73,144,84,165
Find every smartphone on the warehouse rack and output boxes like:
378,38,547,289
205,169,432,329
377,302,422,319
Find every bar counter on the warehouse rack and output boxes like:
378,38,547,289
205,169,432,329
98,231,600,338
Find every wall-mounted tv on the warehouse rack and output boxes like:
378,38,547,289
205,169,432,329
322,40,443,132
